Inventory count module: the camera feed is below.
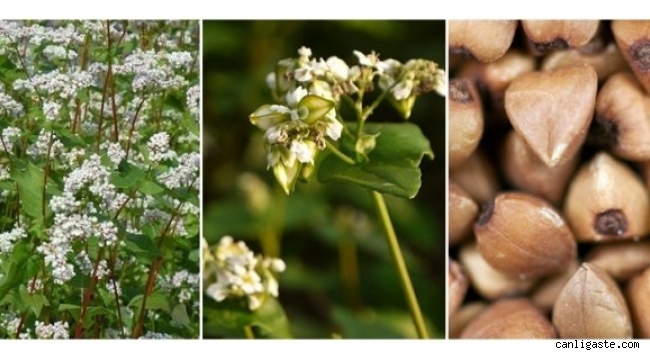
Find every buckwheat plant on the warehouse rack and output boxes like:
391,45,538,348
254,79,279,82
237,47,444,338
202,236,288,338
0,20,199,339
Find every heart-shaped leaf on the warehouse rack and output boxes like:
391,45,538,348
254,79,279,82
317,122,433,199
203,296,292,339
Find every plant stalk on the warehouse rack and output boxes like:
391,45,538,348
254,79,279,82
370,190,428,339
326,140,355,165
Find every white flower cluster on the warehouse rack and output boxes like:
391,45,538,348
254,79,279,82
186,84,200,122
204,236,286,311
0,225,27,254
35,321,70,339
158,152,200,190
106,142,126,167
0,21,83,49
43,44,77,61
76,251,110,280
26,129,64,158
0,315,22,336
251,47,446,193
1,127,21,154
13,69,94,99
147,132,177,163
113,49,190,92
38,213,95,283
0,92,24,118
160,269,200,304
251,48,346,193
138,331,173,339
42,101,62,121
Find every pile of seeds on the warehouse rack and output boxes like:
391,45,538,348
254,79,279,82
448,20,650,339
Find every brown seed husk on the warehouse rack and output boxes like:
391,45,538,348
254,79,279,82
460,50,536,123
449,181,479,246
461,298,557,339
475,192,576,279
542,42,629,81
450,150,500,205
612,20,650,94
585,241,650,281
450,301,487,339
593,72,650,161
449,20,518,63
459,242,535,300
449,259,469,317
563,152,650,241
505,63,598,168
530,259,579,311
449,78,484,169
626,267,650,338
522,20,600,54
501,130,578,204
553,262,632,339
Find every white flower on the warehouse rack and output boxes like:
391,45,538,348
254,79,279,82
309,80,334,101
285,86,308,108
166,51,193,69
290,140,315,164
297,46,312,60
139,332,173,339
269,258,286,272
326,56,349,81
147,132,177,162
265,72,276,90
107,142,126,166
204,236,286,311
293,65,313,82
43,101,61,121
376,58,401,75
354,50,379,67
35,321,69,339
1,127,21,154
392,79,414,100
205,270,232,302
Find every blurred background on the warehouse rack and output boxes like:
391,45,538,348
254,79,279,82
203,20,445,338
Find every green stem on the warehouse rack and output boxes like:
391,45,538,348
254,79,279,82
370,190,428,339
361,77,403,121
338,237,361,310
326,140,355,165
244,326,255,339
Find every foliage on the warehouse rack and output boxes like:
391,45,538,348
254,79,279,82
0,20,200,339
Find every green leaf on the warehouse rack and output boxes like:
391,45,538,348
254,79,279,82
136,179,164,195
58,304,81,321
318,123,433,199
128,293,170,313
203,297,291,339
0,242,34,296
111,161,146,189
0,54,24,82
19,286,50,317
171,304,191,326
10,159,44,220
123,233,161,263
332,307,432,339
0,288,26,312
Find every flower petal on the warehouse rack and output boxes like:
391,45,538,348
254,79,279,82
285,86,308,107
